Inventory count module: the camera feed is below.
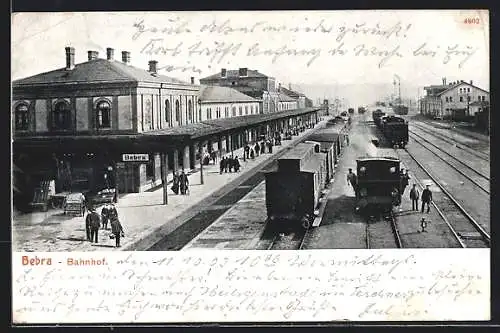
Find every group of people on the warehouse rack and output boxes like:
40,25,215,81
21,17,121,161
409,183,433,213
202,151,218,166
171,170,189,195
243,138,274,161
85,202,125,248
219,155,241,174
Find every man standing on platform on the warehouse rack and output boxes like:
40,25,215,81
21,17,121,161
421,184,433,213
346,168,358,196
86,206,101,243
179,170,189,195
409,184,420,211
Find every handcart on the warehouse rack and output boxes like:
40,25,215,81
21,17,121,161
63,192,86,216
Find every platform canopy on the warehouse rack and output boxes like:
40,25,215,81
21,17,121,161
14,107,322,153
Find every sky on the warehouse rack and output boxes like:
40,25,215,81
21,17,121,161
11,10,489,104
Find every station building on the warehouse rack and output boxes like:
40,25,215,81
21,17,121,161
198,85,260,120
280,84,307,109
420,78,489,120
200,68,289,114
13,47,323,210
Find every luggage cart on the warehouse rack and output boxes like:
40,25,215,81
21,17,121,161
63,192,86,216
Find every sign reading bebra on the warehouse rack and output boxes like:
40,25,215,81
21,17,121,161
122,154,149,162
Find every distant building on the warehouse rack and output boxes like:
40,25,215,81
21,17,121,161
200,68,292,114
305,97,313,108
198,85,260,120
280,84,306,109
420,78,489,119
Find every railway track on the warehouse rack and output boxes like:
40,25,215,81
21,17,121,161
409,129,490,195
266,228,311,250
365,211,402,249
402,148,490,248
412,123,489,161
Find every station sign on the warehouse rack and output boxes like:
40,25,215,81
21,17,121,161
122,154,149,162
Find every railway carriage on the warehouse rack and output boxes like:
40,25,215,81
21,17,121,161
356,156,402,213
306,129,342,181
265,142,327,230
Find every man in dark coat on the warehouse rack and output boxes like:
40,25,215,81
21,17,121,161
347,168,358,197
219,157,225,174
109,210,124,248
100,204,110,230
171,171,180,194
179,170,189,195
400,169,410,195
421,185,433,213
409,184,420,211
86,206,101,243
260,141,266,154
244,144,250,160
254,143,260,156
233,156,241,172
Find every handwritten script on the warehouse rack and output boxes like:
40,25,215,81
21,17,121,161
12,250,489,323
129,16,481,73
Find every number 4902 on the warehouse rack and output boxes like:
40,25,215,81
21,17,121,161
464,17,480,24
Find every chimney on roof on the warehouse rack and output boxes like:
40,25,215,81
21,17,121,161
87,50,99,61
148,60,158,74
106,48,114,60
190,77,195,84
289,83,292,90
221,68,226,77
121,51,131,64
238,68,248,77
278,83,281,92
65,46,75,70
470,80,473,85
442,77,446,85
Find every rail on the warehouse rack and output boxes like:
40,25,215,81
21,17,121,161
412,123,489,161
409,130,489,195
403,147,490,247
388,211,403,248
266,229,308,250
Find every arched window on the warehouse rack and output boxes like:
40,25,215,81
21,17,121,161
232,107,236,117
53,101,71,130
165,100,171,124
239,106,243,116
245,106,248,115
175,100,180,123
15,103,29,130
225,107,229,118
96,100,111,129
250,105,254,114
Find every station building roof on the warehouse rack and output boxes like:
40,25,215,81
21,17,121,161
199,85,257,103
144,107,321,140
14,107,322,151
201,69,269,81
13,58,191,86
278,92,296,102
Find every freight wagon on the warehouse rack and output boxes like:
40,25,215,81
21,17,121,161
264,142,328,230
